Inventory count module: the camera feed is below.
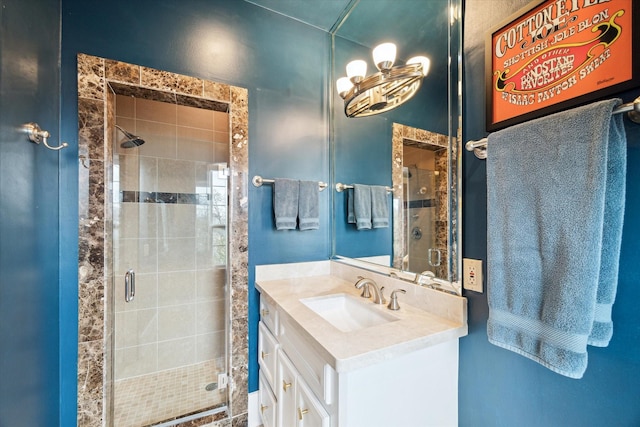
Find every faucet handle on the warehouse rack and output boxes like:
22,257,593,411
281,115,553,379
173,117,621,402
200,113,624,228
387,289,406,310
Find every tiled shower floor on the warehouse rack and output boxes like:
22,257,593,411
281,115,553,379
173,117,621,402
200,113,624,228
114,359,226,427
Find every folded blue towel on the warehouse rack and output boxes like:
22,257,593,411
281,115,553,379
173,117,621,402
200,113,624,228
298,180,319,231
353,184,372,230
273,178,298,230
486,98,626,379
371,185,389,228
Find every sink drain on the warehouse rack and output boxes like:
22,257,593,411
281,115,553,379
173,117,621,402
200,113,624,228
205,382,218,391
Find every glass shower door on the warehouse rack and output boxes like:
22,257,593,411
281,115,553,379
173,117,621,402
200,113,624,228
111,95,229,426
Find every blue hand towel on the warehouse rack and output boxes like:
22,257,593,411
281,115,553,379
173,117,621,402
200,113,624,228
371,185,389,228
298,180,319,231
353,184,372,230
347,188,356,224
273,178,298,230
486,98,625,379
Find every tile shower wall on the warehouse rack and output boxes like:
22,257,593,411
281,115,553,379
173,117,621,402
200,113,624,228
113,95,229,380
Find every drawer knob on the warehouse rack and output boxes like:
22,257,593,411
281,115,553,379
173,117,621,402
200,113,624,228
298,408,309,420
261,351,269,360
261,309,270,317
282,380,292,392
260,404,268,414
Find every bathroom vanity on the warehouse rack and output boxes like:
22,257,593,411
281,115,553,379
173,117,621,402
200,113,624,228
255,261,467,427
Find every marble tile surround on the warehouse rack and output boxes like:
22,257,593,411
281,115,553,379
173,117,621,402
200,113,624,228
391,123,459,282
77,54,249,427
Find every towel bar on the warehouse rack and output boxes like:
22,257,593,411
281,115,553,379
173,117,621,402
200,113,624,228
465,96,640,159
335,183,394,193
252,175,328,191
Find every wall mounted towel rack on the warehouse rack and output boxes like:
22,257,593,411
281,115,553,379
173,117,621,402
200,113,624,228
465,96,640,159
335,182,394,193
252,175,328,191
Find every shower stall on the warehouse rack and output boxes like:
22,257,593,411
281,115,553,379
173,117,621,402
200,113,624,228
111,94,230,426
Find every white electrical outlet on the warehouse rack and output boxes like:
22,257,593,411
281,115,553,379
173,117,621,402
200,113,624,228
463,258,483,293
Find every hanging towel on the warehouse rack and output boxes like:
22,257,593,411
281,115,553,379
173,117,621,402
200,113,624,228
589,108,627,347
347,188,356,224
298,180,320,231
371,185,390,228
353,184,372,230
273,178,299,230
486,99,626,379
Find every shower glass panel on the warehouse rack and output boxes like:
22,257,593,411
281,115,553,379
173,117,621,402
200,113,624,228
112,94,229,426
403,166,442,276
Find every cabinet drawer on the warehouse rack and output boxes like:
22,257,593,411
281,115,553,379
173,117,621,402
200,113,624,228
279,315,336,406
297,378,330,427
260,295,279,335
276,349,297,427
258,321,279,389
258,371,277,427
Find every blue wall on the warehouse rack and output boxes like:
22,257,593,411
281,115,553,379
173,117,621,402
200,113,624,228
459,1,640,425
0,0,61,425
60,0,331,403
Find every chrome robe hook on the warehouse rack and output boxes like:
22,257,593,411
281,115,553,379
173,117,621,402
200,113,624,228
20,122,68,150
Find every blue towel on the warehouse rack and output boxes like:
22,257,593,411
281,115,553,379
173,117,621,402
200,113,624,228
347,188,356,224
353,184,372,230
589,108,627,347
298,180,319,231
486,99,626,379
371,185,389,228
273,178,298,230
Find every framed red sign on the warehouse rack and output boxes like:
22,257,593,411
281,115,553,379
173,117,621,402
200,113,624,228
486,0,638,131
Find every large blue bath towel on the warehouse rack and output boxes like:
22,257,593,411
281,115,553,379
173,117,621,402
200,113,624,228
486,99,626,379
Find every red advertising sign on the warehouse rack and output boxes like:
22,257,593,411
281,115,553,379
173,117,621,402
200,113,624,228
486,0,637,131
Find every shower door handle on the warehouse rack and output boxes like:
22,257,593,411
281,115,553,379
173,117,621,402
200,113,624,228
428,248,441,267
125,269,136,302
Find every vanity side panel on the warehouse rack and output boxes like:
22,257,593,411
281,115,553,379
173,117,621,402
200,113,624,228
338,339,459,427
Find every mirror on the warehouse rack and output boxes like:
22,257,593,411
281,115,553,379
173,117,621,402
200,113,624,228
331,0,461,292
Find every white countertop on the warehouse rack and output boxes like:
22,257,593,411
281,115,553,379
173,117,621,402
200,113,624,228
256,268,468,373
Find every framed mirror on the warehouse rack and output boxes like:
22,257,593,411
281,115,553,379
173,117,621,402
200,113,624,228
331,0,462,293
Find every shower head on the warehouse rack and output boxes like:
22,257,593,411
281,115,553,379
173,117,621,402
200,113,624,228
115,125,145,148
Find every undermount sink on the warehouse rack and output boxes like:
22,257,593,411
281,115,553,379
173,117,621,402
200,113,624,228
300,293,399,332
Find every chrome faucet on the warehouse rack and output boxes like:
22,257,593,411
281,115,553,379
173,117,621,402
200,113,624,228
354,277,386,304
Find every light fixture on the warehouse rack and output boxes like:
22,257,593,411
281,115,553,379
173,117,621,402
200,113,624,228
336,42,430,118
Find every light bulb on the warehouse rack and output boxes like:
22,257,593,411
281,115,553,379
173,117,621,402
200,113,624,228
346,60,367,84
336,77,354,98
407,56,430,76
372,43,396,71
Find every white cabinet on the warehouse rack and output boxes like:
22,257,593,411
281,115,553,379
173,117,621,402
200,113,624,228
277,348,330,427
258,371,277,427
296,377,330,427
258,321,278,387
258,293,459,427
276,348,297,427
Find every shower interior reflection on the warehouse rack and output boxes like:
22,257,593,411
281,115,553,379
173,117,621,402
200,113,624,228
112,93,230,426
401,142,447,279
